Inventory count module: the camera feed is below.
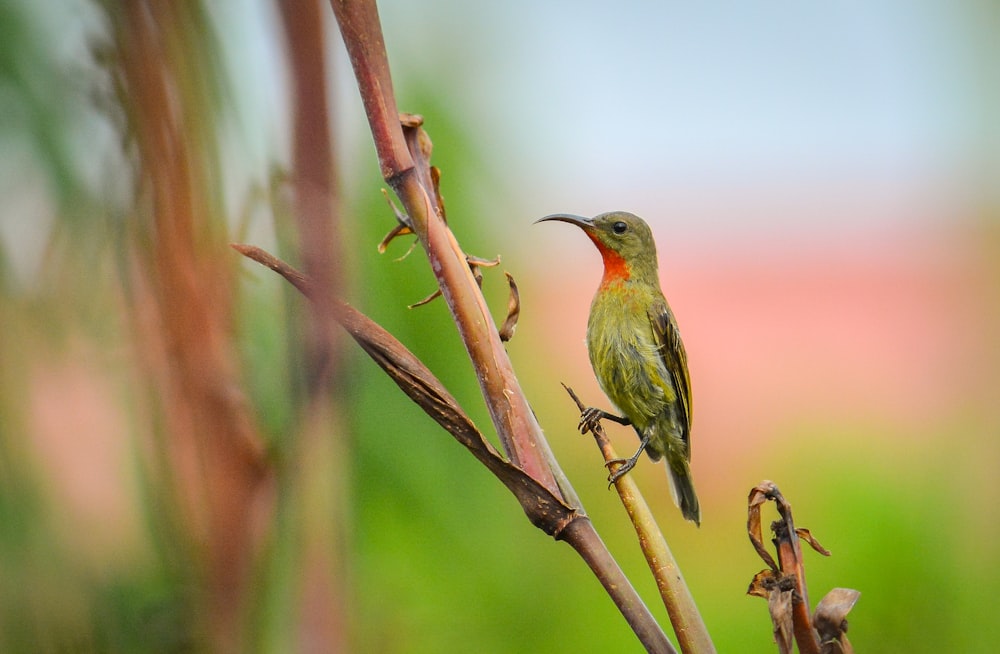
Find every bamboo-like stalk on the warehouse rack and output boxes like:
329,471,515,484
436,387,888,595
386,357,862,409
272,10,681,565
276,0,347,650
115,3,273,651
564,387,715,654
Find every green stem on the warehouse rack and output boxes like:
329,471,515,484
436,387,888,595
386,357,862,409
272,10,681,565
566,386,715,654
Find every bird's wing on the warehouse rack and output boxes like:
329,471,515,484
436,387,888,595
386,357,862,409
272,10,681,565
648,298,692,447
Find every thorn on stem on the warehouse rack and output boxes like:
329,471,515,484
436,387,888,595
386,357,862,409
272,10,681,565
408,288,442,309
377,188,415,254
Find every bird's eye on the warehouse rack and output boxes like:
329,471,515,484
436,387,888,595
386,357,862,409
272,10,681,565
612,221,628,234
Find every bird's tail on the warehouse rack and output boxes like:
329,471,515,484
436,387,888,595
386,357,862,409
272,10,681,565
665,458,701,526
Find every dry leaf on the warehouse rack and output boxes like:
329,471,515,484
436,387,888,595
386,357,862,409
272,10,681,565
466,254,501,268
747,569,775,599
796,528,831,557
768,586,795,654
814,587,860,654
747,482,779,572
430,165,446,220
499,271,520,342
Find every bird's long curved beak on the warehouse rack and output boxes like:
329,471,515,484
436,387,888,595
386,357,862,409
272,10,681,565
534,213,595,228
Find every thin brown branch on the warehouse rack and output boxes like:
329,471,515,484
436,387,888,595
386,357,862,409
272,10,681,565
328,0,412,180
565,386,715,654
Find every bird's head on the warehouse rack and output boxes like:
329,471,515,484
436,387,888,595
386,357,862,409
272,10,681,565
535,211,659,285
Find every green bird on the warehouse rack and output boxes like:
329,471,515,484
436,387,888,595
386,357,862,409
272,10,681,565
537,211,700,525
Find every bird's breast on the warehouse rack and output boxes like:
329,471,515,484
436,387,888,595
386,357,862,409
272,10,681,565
586,286,673,430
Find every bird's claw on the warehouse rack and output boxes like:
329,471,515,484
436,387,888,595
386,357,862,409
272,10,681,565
605,443,645,486
578,407,603,433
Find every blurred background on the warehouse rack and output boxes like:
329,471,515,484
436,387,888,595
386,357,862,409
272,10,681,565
2,0,998,652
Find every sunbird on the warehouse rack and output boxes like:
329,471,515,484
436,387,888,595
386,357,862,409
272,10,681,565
537,211,700,525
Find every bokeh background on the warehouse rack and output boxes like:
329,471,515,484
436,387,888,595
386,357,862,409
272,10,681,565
2,0,998,652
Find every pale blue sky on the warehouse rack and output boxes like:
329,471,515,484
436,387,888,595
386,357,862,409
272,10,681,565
349,0,995,247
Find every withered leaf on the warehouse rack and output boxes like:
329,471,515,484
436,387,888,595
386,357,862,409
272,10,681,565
499,271,520,342
747,569,776,599
466,254,500,290
769,587,795,654
797,528,831,556
814,587,860,653
466,254,501,268
748,482,779,572
430,165,446,221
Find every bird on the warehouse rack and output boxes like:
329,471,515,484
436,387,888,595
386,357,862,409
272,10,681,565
536,211,700,525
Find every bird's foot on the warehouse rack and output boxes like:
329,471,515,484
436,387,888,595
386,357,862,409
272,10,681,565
606,449,643,486
605,435,650,486
578,407,631,433
578,407,604,433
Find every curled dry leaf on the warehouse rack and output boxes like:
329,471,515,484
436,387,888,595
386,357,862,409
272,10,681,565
814,587,860,654
796,528,831,557
430,165,446,220
466,254,501,269
747,569,774,599
499,271,520,342
748,569,798,654
467,254,501,289
747,482,780,572
399,112,424,128
377,223,411,254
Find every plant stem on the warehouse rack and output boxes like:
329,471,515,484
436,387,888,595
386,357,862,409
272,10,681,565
561,519,678,654
329,0,560,495
566,386,715,654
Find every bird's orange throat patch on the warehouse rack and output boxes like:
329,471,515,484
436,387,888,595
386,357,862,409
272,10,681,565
586,234,631,288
